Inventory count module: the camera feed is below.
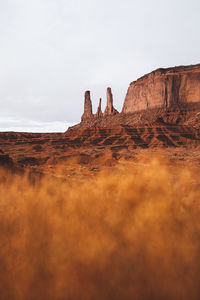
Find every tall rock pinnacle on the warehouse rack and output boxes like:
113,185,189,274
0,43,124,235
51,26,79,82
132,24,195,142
81,91,93,121
104,87,118,116
95,98,103,118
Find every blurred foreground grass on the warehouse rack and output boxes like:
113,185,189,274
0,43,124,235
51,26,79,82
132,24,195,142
0,158,200,300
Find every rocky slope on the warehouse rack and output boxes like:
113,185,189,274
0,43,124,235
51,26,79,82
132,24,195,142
0,123,200,175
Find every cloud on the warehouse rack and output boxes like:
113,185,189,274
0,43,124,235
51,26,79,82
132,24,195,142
0,116,73,132
0,0,200,131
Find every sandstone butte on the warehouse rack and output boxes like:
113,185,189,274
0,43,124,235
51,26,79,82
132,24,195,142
1,63,200,175
74,64,200,129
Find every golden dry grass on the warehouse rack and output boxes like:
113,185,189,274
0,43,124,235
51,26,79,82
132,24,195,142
0,159,200,300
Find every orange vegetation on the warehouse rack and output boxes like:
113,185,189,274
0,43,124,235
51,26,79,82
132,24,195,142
0,158,200,300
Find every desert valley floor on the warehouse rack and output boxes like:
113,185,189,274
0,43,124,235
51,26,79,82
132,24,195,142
0,123,200,179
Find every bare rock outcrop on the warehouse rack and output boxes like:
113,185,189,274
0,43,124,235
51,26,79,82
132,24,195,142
81,91,93,121
79,64,200,127
81,87,118,122
95,98,103,118
104,88,119,116
122,64,200,113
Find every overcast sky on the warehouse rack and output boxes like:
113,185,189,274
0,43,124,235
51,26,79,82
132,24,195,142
0,0,199,132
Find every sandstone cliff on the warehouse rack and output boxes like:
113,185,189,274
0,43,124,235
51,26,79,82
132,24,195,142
122,64,200,113
79,64,200,128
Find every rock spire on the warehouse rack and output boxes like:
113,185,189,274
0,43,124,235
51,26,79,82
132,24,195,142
104,87,118,116
95,98,103,118
81,87,118,122
81,91,93,122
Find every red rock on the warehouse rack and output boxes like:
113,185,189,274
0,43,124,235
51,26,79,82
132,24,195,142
104,88,119,116
122,64,200,113
79,64,200,127
81,91,93,121
95,98,103,118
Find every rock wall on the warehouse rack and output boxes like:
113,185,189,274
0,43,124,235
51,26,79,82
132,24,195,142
81,64,200,125
122,64,200,113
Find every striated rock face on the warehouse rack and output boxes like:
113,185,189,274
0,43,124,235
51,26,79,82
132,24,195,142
95,98,103,118
80,64,200,126
122,64,200,113
81,91,93,121
104,88,119,116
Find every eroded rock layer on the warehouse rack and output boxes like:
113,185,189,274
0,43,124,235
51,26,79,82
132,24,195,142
0,123,200,176
79,64,200,127
0,124,200,161
122,64,200,113
1,64,200,177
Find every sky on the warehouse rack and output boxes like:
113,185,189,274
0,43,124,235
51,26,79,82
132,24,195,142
0,0,200,132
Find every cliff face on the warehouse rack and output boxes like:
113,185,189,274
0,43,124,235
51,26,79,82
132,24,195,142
79,64,200,128
122,64,200,113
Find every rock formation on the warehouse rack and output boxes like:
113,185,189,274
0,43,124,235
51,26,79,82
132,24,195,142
81,87,118,122
80,64,200,126
104,88,119,116
81,91,93,122
122,64,200,113
95,98,103,118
